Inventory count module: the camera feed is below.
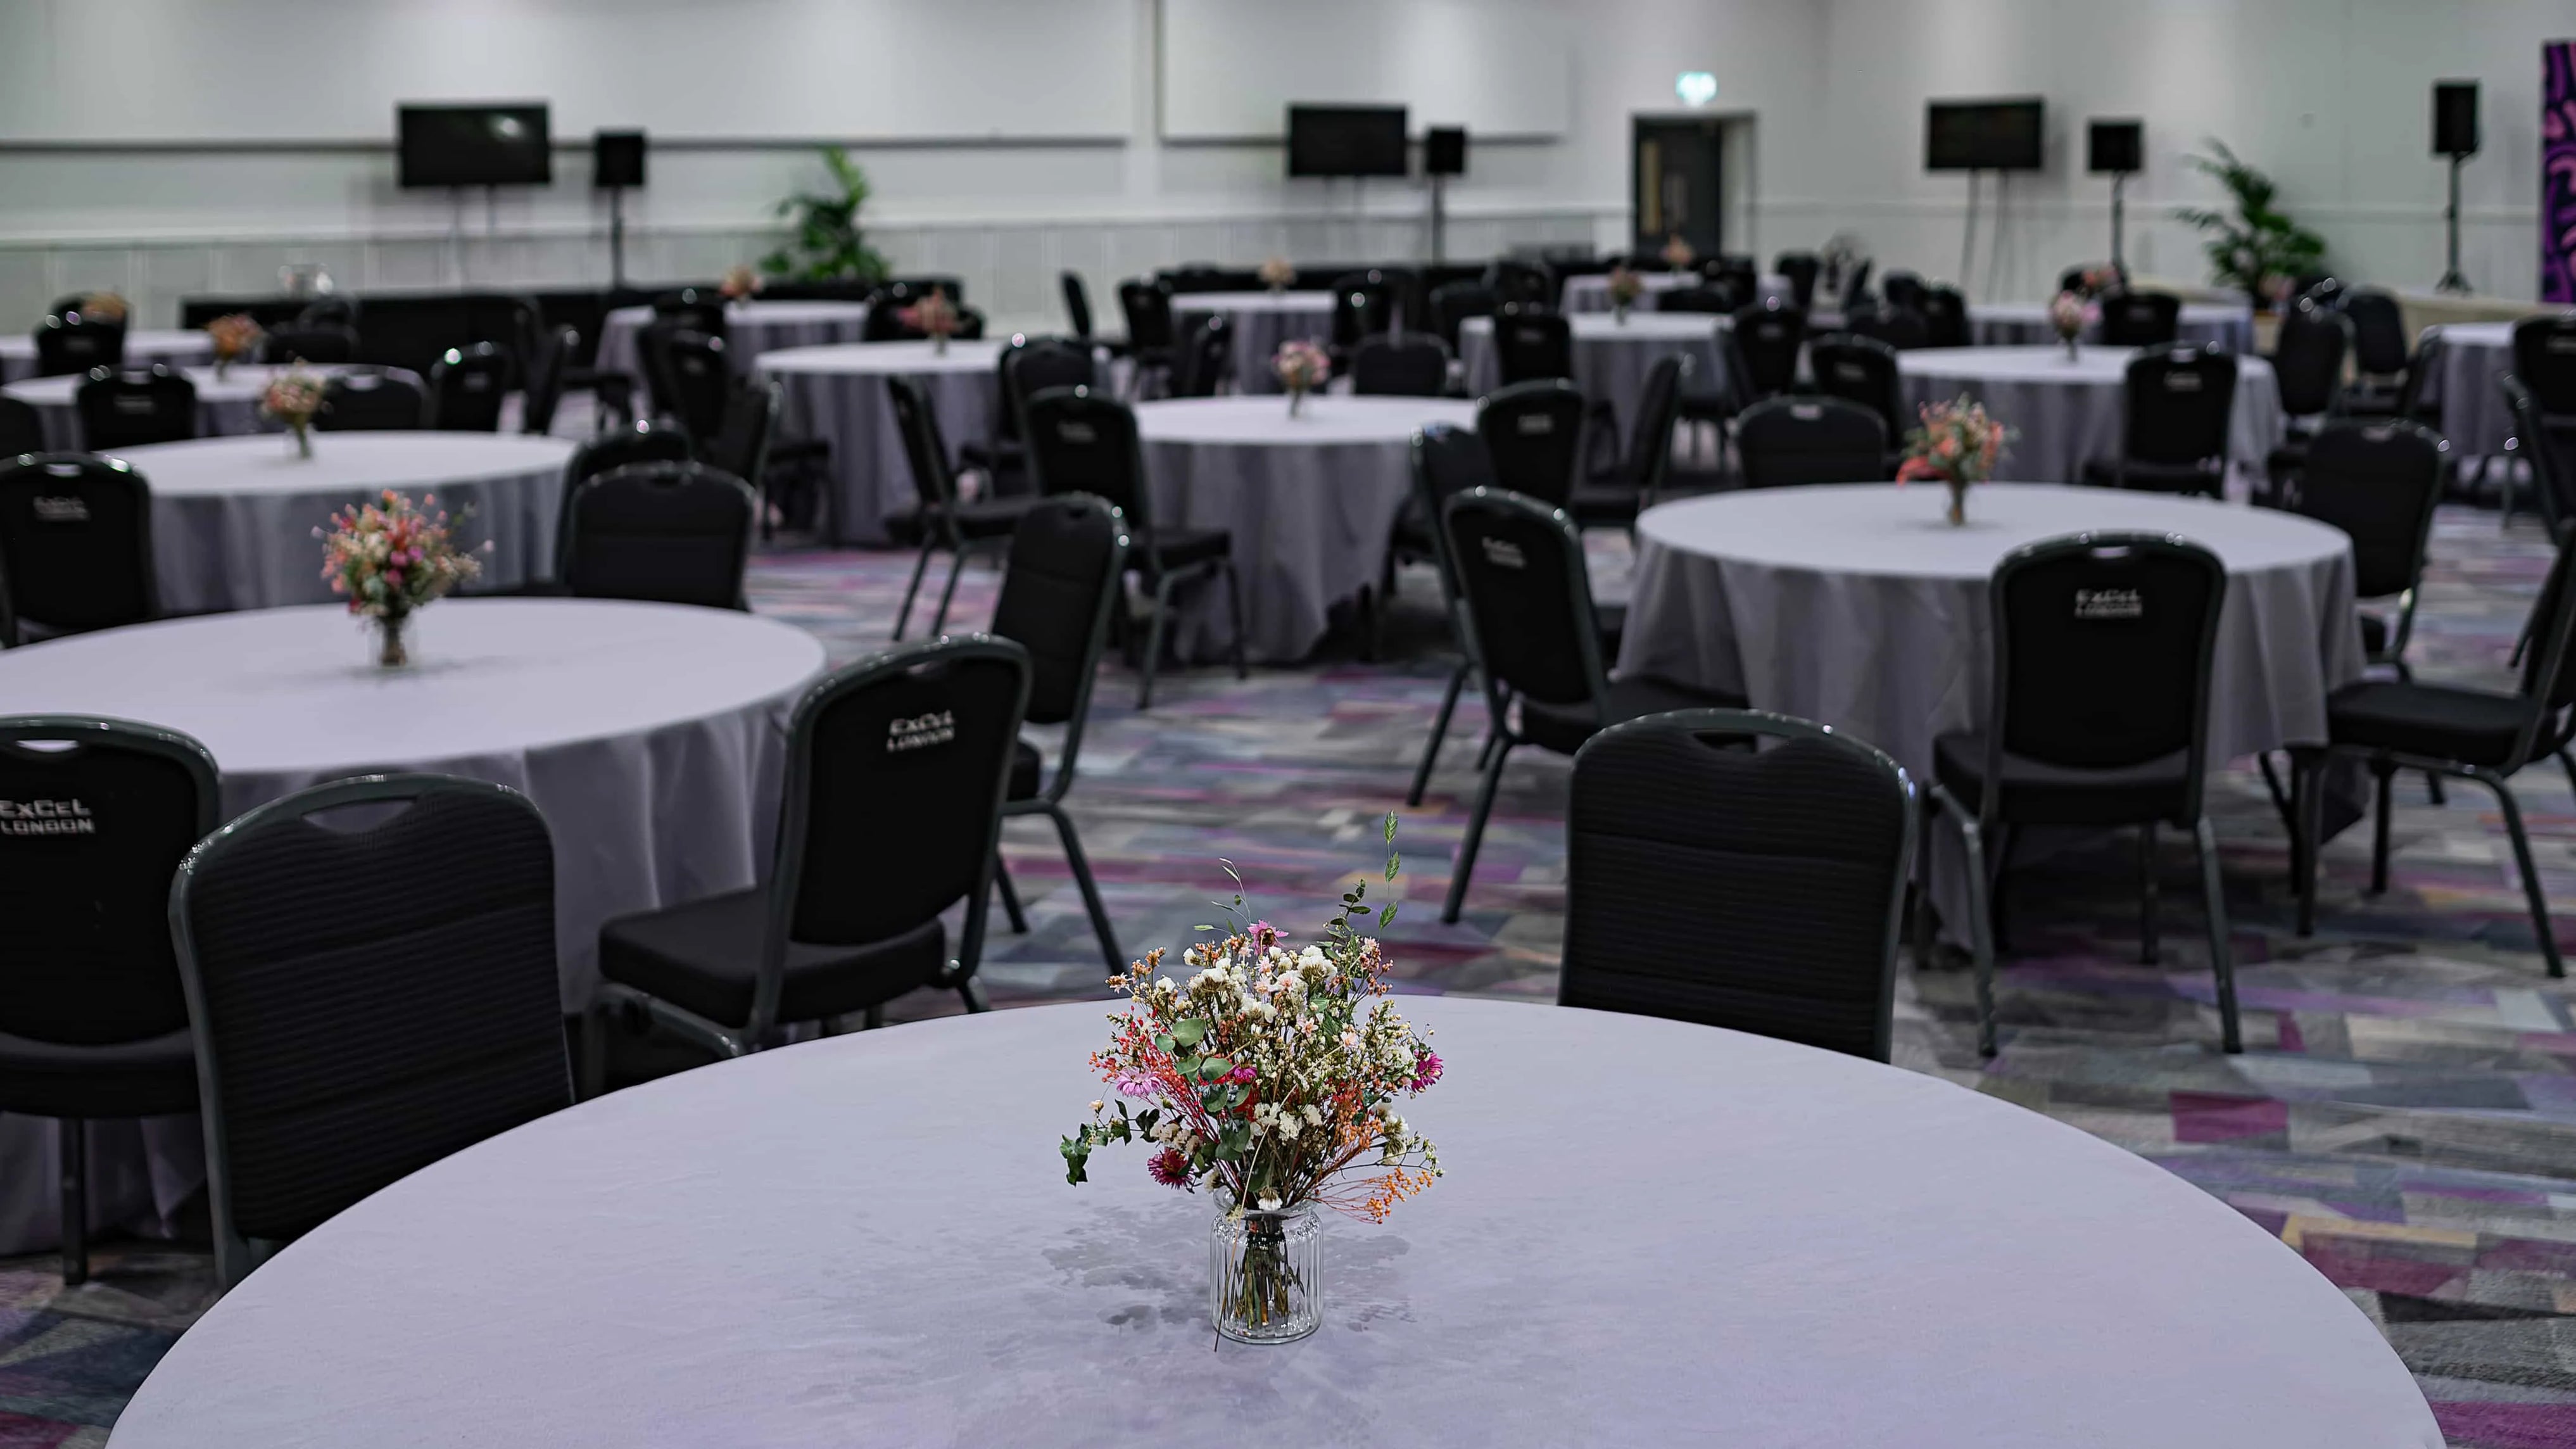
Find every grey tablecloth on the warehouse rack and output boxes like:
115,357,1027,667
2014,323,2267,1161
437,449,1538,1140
2426,321,2515,458
594,300,873,389
1969,302,2257,354
103,431,575,612
1457,312,1727,430
0,327,214,384
105,997,2440,1448
3,363,349,452
1897,346,2283,491
1171,291,1336,395
1137,395,1478,662
760,340,1001,545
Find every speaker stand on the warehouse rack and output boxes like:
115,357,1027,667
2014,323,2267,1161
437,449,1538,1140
1958,170,1979,294
1429,174,1447,265
2109,170,2131,280
2437,152,2470,295
607,185,631,291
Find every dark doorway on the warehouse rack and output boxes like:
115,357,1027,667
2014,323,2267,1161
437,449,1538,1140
1632,116,1724,259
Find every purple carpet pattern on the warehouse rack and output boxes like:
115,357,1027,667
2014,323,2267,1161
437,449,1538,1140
9,509,2576,1446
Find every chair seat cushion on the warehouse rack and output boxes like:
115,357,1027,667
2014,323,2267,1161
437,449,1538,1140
1008,737,1043,802
880,495,1035,547
1521,674,1746,756
1569,482,1643,529
2326,679,2540,769
1933,731,2192,827
0,1027,198,1120
600,889,947,1027
2080,457,2223,495
1142,524,1229,571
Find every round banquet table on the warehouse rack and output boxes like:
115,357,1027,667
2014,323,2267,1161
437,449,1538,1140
593,299,873,388
2425,320,2515,459
1135,394,1477,662
1559,269,1703,313
759,339,1001,546
4,362,343,452
103,997,2440,1448
1968,301,2256,354
102,431,576,613
1457,312,1726,429
1897,346,2283,491
0,326,213,384
1171,290,1335,395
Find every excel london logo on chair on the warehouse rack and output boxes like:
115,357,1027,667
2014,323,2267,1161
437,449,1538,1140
0,798,96,835
2074,588,2144,620
887,711,956,753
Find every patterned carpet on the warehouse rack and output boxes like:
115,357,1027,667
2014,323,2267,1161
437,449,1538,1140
11,505,2576,1446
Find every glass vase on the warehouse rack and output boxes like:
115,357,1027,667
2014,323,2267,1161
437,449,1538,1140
1287,385,1306,418
1211,1202,1320,1344
1946,478,1971,526
2061,334,2080,361
290,422,312,459
374,612,411,669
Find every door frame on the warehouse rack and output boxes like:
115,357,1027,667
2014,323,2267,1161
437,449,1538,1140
1630,110,1760,260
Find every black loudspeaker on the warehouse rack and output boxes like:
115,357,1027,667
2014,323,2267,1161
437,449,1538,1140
2087,120,2142,175
593,130,646,188
2434,82,2479,156
1425,127,1467,177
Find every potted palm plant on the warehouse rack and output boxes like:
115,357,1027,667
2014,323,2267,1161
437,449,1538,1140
2175,140,2326,313
762,147,893,286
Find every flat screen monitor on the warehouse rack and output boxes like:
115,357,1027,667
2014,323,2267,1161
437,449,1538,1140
398,104,552,188
1287,105,1408,178
1926,99,2044,172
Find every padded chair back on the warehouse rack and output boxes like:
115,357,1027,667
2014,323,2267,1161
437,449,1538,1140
1656,286,1731,315
1707,256,1759,303
2504,376,2576,540
992,493,1126,728
1443,486,1603,709
170,774,569,1281
0,396,39,459
33,317,123,378
1493,309,1573,385
2293,419,2445,602
1351,333,1450,397
1482,259,1553,308
429,342,511,432
75,367,196,450
2515,315,2576,417
702,377,778,488
560,460,757,609
2342,289,2411,376
1002,340,1099,444
519,324,576,435
1736,396,1888,489
0,455,157,635
1773,253,1820,310
1838,259,1874,312
650,289,728,338
1808,336,1904,442
2122,346,2238,467
2099,291,2182,348
1564,709,1914,1060
1426,281,1498,352
887,372,961,520
1329,272,1396,350
1727,301,1806,401
2517,523,2576,722
1918,286,1971,348
1880,271,1926,313
1613,353,1689,493
2273,300,2348,417
0,716,217,1049
1024,386,1150,531
1060,272,1095,340
557,422,691,573
654,329,731,443
1845,307,1930,352
1117,279,1176,352
1474,379,1586,508
1171,314,1230,398
257,324,357,365
2397,328,2446,424
292,296,358,330
1413,423,1496,612
317,367,426,431
1989,534,2225,788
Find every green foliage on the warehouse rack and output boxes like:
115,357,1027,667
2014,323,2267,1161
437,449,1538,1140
2173,139,2326,306
761,147,892,284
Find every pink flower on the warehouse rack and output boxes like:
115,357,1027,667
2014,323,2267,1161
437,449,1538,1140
1147,1147,1190,1187
1230,1064,1256,1084
1410,1051,1444,1091
1895,456,1943,484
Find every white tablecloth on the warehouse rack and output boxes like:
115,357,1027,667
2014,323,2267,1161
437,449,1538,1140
1897,346,2283,490
1969,301,2257,354
106,997,2440,1448
4,363,339,452
1137,395,1477,662
1559,270,1698,313
104,431,575,613
1171,290,1335,395
593,300,873,389
759,339,1001,546
0,327,214,385
1457,312,1726,428
2427,320,2515,458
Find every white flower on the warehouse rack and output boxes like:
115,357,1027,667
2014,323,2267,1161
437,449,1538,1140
1088,1099,1104,1114
1301,1104,1323,1126
1275,1117,1301,1142
1258,1196,1283,1212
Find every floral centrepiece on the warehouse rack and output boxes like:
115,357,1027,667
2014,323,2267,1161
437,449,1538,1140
73,291,129,325
719,263,762,301
1660,234,1696,273
2047,289,2097,357
1258,256,1297,293
1607,264,1643,322
1897,395,2013,526
260,365,328,459
315,490,486,668
1273,339,1330,417
206,313,263,379
900,286,958,353
1061,818,1442,1345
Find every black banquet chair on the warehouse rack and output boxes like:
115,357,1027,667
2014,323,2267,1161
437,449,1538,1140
0,395,42,458
1564,709,1916,1061
171,773,572,1287
258,324,356,366
2262,298,2350,503
591,636,1031,1074
428,342,512,431
75,366,197,450
1570,352,1689,529
1169,313,1230,400
33,315,124,378
1117,279,1178,397
1735,396,1889,489
318,367,428,431
0,453,158,644
2504,376,2576,541
2097,291,2183,348
1475,380,1587,507
2080,346,2238,497
1350,334,1451,397
1923,533,2239,1057
558,460,759,610
1493,309,1575,386
1726,300,1807,410
887,372,1037,640
1808,334,1907,462
0,716,219,1285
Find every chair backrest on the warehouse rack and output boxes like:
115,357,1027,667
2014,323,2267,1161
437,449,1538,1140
0,396,39,459
1880,270,1926,312
2342,288,2411,376
1412,423,1496,616
1707,255,1759,302
1773,252,1820,309
1838,259,1874,312
1023,385,1149,530
0,454,158,635
0,716,218,1049
1807,335,1904,443
33,317,125,378
2397,327,2446,423
2293,419,2446,602
560,460,758,609
1656,286,1731,315
653,329,731,441
1474,379,1586,508
702,377,778,487
1171,314,1231,398
990,493,1126,735
2120,346,2238,467
317,367,427,431
1986,533,2226,802
2505,375,2576,540
1736,395,1888,489
2515,521,2576,732
257,324,357,365
1426,281,1498,352
1329,272,1396,350
428,342,512,432
1483,259,1554,308
1493,308,1574,385
1117,279,1176,352
1564,709,1915,1061
2271,299,2349,417
556,422,691,574
1613,352,1689,493
1351,332,1451,397
1002,340,1099,443
75,366,196,450
1444,486,1604,712
650,288,728,337
1727,300,1807,401
887,372,962,521
170,774,570,1280
292,296,358,330
890,275,964,305
1845,306,1931,351
1060,272,1094,340
1917,286,1971,348
2097,290,2182,348
519,324,576,435
2513,313,2576,417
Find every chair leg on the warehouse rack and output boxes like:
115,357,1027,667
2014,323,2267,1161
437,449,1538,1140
957,977,993,1013
892,544,936,642
1046,803,1123,973
1956,818,2000,1058
1912,788,1940,971
2369,762,2396,895
863,1004,885,1030
58,1118,85,1287
2427,771,2447,806
1440,739,1514,925
579,999,609,1101
992,853,1029,934
2295,750,2325,937
928,546,971,637
1137,574,1176,710
2138,823,2160,965
1407,658,1469,808
2488,776,2567,979
1222,560,1249,681
2558,749,2576,804
2193,816,2243,1054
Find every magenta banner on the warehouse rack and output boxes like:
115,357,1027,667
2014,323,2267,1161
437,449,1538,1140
2548,41,2576,301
